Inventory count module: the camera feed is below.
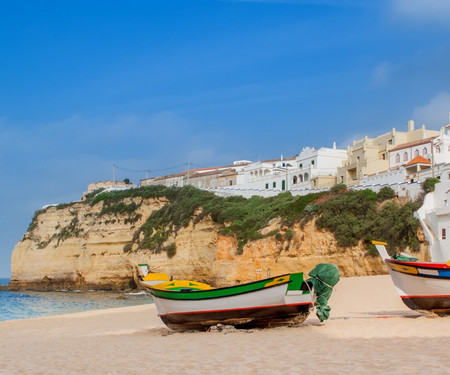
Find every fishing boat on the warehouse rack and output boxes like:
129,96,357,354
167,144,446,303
138,263,339,331
373,180,450,313
373,241,450,311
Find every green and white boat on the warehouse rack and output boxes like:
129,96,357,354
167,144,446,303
139,264,339,331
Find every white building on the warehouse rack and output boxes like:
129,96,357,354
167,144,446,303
360,123,450,185
236,156,296,191
292,144,348,189
236,144,347,191
140,162,250,188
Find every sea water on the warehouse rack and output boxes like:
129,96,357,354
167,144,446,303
0,278,152,322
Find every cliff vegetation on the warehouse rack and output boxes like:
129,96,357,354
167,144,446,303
28,184,424,257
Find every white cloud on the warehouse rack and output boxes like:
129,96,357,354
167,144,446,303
371,62,393,86
390,0,450,24
412,92,450,128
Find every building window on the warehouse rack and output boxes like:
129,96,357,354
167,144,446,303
414,149,419,157
311,160,315,165
442,228,446,240
304,173,309,181
423,147,427,156
273,182,276,188
229,181,233,186
265,183,269,189
382,153,386,160
395,154,400,163
293,176,298,184
436,146,441,153
388,139,393,145
282,163,285,167
299,174,303,182
299,163,303,168
403,152,408,162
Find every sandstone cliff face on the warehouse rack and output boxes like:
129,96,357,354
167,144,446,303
10,198,428,290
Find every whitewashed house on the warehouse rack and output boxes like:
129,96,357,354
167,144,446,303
236,144,347,192
291,144,347,189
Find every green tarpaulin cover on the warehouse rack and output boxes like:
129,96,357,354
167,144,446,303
392,254,418,262
307,263,340,322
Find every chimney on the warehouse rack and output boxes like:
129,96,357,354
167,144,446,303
408,120,414,132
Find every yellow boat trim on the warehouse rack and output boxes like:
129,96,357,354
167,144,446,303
264,275,290,288
388,262,418,275
151,280,212,290
142,273,170,282
371,240,387,245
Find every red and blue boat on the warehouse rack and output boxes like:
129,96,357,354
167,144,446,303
374,180,450,313
373,241,450,311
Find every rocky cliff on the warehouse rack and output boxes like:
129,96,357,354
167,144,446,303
10,195,429,291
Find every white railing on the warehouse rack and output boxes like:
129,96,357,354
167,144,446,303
200,181,424,200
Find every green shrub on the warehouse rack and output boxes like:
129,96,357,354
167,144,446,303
27,209,45,232
83,188,105,200
41,183,421,257
366,201,422,253
127,186,325,253
330,183,347,193
165,243,177,258
377,186,396,201
123,243,133,252
275,232,283,242
284,229,293,241
422,178,440,193
316,188,422,252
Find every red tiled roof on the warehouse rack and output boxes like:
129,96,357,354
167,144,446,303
406,155,431,166
389,136,437,152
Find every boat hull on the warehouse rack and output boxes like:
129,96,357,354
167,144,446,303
143,273,313,330
385,259,450,311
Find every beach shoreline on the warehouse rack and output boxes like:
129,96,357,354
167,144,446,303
1,275,449,374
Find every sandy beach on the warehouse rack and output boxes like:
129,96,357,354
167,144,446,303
1,275,449,375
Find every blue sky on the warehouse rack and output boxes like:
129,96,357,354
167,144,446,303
1,0,450,277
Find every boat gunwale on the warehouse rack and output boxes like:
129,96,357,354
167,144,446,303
147,278,295,301
386,259,450,280
144,272,310,301
386,258,450,270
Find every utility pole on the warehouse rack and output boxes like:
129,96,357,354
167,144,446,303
285,167,288,191
431,140,435,178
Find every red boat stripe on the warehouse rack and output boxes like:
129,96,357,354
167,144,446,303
387,259,450,269
159,302,312,317
401,294,450,299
